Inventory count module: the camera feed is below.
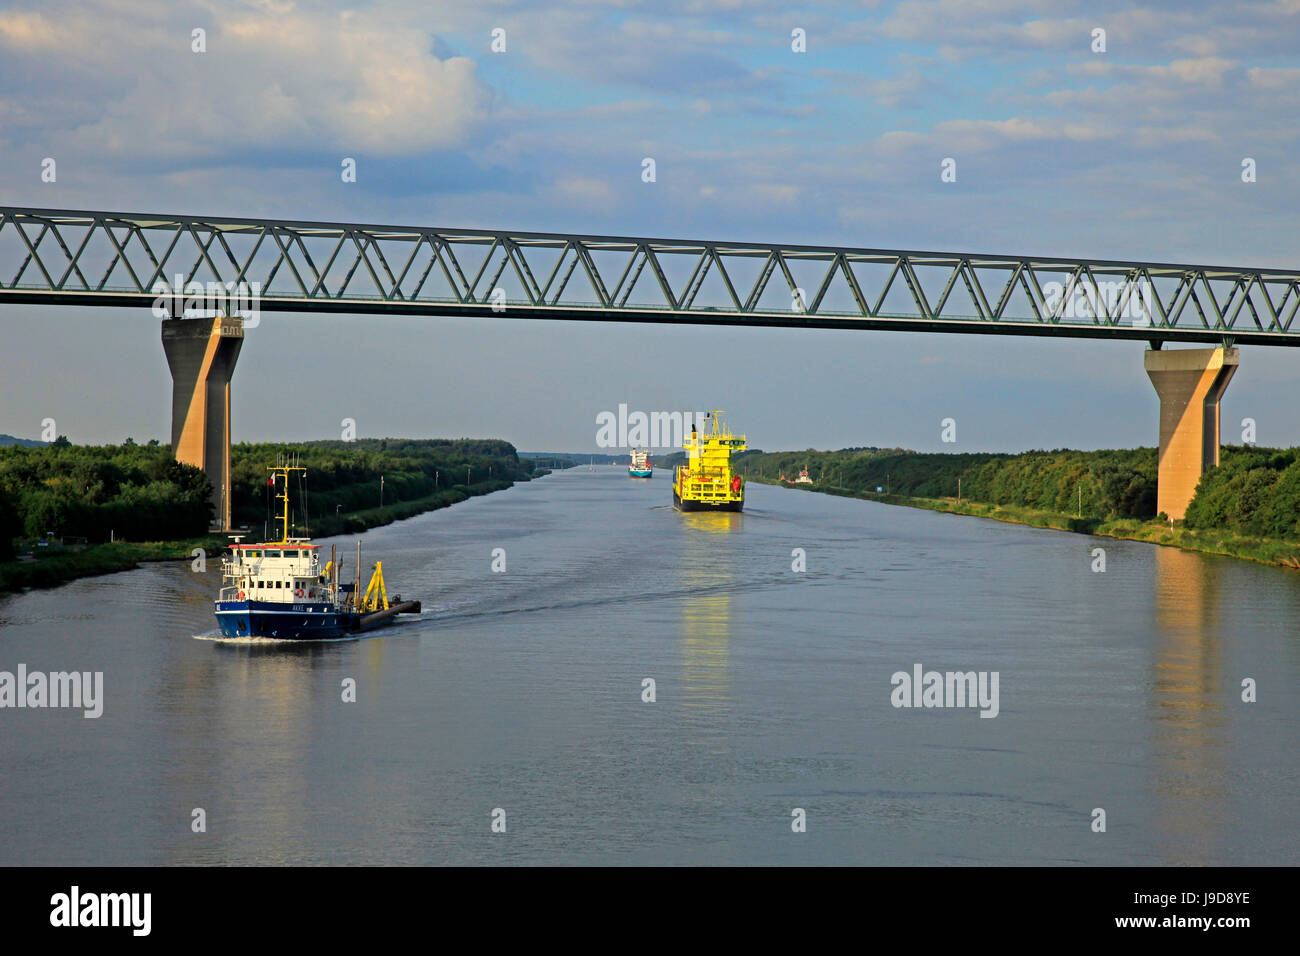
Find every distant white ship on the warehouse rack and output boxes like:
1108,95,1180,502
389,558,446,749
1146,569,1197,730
629,449,652,478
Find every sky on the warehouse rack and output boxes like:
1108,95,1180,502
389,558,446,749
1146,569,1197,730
1,0,1299,454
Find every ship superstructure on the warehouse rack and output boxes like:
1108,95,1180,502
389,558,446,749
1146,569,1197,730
212,461,419,640
672,412,746,512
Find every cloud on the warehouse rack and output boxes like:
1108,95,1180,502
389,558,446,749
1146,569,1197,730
848,69,947,109
0,1,493,163
1248,66,1300,89
0,10,59,47
491,7,772,95
877,1,1095,53
555,175,617,210
1161,56,1237,85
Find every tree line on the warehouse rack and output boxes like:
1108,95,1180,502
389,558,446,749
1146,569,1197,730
743,447,1159,519
230,439,535,535
747,443,1300,533
0,443,211,556
1182,445,1300,537
0,438,536,558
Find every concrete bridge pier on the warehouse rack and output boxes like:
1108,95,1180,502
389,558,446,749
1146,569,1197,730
161,315,244,530
1144,345,1238,521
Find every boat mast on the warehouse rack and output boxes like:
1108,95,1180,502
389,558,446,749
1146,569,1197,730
268,458,308,543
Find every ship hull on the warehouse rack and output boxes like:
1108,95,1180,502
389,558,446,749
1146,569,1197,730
215,599,358,640
629,468,652,478
672,486,743,512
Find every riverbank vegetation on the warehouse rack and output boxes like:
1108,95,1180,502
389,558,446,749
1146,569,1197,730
0,438,540,593
229,438,534,538
742,445,1300,569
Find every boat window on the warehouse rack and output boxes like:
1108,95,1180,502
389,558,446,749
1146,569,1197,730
284,550,298,558
246,550,261,558
264,550,280,558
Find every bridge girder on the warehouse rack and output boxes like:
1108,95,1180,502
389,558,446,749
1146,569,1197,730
2,206,1298,345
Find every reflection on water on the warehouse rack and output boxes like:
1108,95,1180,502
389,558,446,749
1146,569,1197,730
678,512,739,728
167,644,327,864
1151,545,1226,864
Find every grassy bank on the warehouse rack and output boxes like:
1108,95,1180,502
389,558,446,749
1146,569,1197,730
751,477,1300,570
0,536,227,593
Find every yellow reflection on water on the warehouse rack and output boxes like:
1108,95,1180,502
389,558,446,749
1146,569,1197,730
678,511,739,721
1151,545,1226,864
680,511,744,535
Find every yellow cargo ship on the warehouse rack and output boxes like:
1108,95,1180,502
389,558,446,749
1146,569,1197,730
673,411,747,512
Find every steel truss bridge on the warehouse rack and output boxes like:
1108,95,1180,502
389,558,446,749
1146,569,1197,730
1,206,1298,345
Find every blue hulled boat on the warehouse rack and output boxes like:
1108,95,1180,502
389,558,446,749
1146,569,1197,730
213,462,419,640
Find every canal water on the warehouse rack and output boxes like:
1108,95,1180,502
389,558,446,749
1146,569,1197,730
1,466,1297,864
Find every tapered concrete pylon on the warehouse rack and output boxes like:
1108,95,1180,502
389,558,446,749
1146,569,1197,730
161,315,244,530
1145,346,1238,521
